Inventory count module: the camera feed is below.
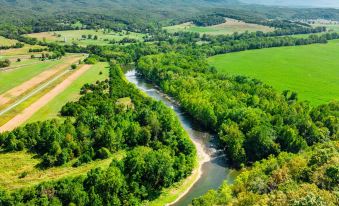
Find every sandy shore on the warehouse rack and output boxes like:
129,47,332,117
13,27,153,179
166,136,211,206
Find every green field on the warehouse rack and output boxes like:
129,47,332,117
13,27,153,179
0,150,125,190
0,54,82,94
27,29,145,46
312,23,339,32
28,62,109,122
208,40,339,105
0,36,18,46
0,60,62,94
164,18,274,35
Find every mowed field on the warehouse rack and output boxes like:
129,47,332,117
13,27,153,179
208,39,339,105
26,29,145,46
164,18,274,35
0,39,85,127
28,62,109,122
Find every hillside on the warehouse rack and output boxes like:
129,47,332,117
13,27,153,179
0,0,237,13
240,0,339,8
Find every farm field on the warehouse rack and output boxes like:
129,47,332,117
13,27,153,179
164,18,274,35
208,39,339,105
0,44,46,57
309,19,339,32
28,62,109,122
26,29,145,46
0,53,84,128
0,60,61,94
0,36,18,46
0,150,125,191
0,54,83,101
0,64,91,131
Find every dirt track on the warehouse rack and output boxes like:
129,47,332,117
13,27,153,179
0,64,91,132
0,56,82,106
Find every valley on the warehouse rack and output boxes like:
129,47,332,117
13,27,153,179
0,1,338,206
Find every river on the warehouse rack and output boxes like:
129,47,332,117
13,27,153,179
125,70,238,206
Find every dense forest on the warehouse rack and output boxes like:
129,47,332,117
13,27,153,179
192,140,339,205
0,64,195,205
136,53,339,167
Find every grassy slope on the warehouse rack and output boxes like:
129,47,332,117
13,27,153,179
0,36,18,46
208,40,339,105
0,45,46,57
28,62,109,122
27,29,145,46
313,23,339,32
0,150,125,191
164,18,273,35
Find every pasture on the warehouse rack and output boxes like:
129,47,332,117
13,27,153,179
208,39,339,105
0,36,18,46
0,54,84,127
313,23,339,32
26,29,145,46
0,150,125,190
28,62,109,122
0,54,82,95
164,18,274,35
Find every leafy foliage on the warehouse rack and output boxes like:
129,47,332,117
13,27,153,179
192,141,339,206
137,53,338,167
0,63,195,204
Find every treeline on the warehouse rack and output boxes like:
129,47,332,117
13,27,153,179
50,31,339,67
192,141,339,206
199,32,338,56
0,63,195,204
192,15,226,27
136,53,339,167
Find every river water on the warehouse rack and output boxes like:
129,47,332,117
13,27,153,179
125,70,237,206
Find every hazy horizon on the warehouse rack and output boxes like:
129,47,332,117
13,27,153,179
239,0,339,8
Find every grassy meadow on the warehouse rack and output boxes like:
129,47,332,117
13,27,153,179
28,62,109,122
208,40,339,105
0,150,125,190
0,36,18,46
312,22,339,32
26,29,145,46
0,54,82,94
0,60,61,94
164,18,274,35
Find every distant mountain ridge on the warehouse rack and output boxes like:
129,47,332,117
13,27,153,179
240,0,339,8
0,0,239,10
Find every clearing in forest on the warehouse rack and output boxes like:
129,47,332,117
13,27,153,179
26,29,145,46
164,18,274,35
0,150,126,191
208,39,339,105
0,36,18,46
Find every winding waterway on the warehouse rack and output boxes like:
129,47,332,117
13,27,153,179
125,70,238,206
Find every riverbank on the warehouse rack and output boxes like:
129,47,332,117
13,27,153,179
167,138,211,206
125,69,234,206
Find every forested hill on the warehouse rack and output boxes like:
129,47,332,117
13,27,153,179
240,0,339,8
0,0,238,12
